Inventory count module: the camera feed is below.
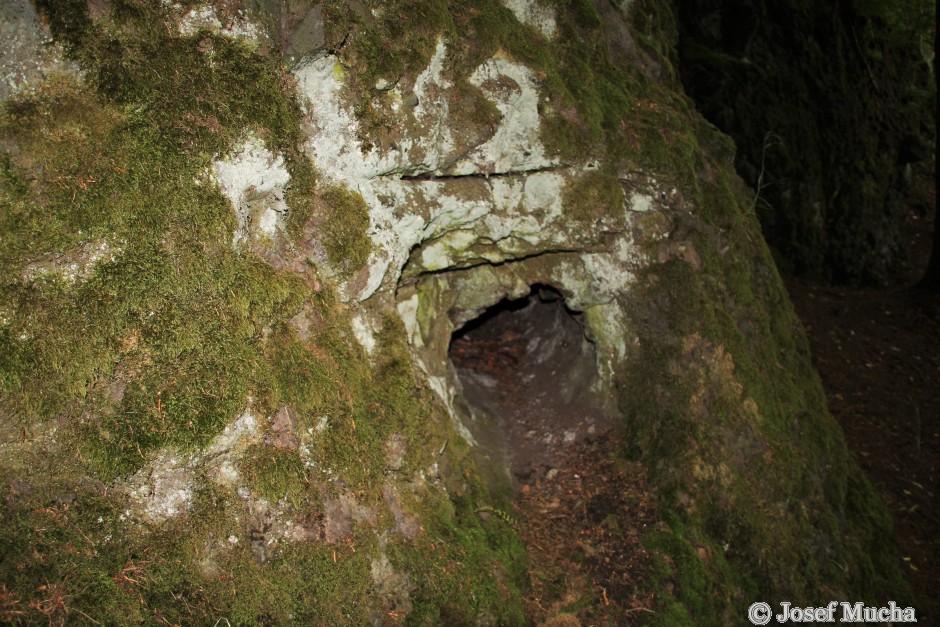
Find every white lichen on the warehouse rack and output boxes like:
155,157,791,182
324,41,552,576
420,230,478,271
500,0,557,39
177,4,261,41
22,239,123,285
0,0,81,101
459,55,557,175
124,451,195,523
295,57,391,181
122,408,264,522
427,375,477,445
410,38,456,169
580,237,640,300
628,191,654,213
293,45,575,302
204,407,262,488
396,294,422,349
585,302,629,362
351,313,377,355
211,136,290,247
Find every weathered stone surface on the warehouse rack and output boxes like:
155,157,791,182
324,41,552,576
284,4,325,63
212,134,290,247
0,0,80,101
501,0,557,39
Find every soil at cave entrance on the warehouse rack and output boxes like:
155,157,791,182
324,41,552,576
451,291,611,487
450,292,658,625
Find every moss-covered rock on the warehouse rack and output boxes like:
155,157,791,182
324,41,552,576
0,0,912,623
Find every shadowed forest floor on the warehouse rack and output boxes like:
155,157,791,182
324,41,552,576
787,165,938,622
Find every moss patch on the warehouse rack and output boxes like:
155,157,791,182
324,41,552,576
387,477,528,625
239,443,309,506
562,167,626,229
319,184,372,277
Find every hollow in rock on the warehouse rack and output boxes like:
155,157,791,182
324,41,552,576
449,286,612,489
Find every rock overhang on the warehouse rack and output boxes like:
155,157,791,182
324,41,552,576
291,37,667,310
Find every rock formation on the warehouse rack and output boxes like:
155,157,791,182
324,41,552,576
0,0,911,623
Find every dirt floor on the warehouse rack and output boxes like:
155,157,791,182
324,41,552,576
786,165,939,622
450,293,658,625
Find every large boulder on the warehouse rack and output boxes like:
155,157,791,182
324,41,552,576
0,0,910,623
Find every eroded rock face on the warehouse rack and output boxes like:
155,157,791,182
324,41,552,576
294,43,601,302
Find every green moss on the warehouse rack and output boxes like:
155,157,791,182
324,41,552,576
233,539,376,624
262,299,455,489
562,167,626,228
628,0,681,80
357,0,455,82
281,151,319,237
36,0,302,155
617,125,911,616
316,0,692,171
75,244,308,478
643,510,745,626
320,184,372,277
270,326,343,415
564,0,603,29
325,0,647,162
0,0,319,482
537,3,639,158
239,444,309,506
0,475,138,624
0,466,382,624
387,486,527,625
369,313,442,469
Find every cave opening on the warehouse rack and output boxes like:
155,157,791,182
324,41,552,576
448,285,613,490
